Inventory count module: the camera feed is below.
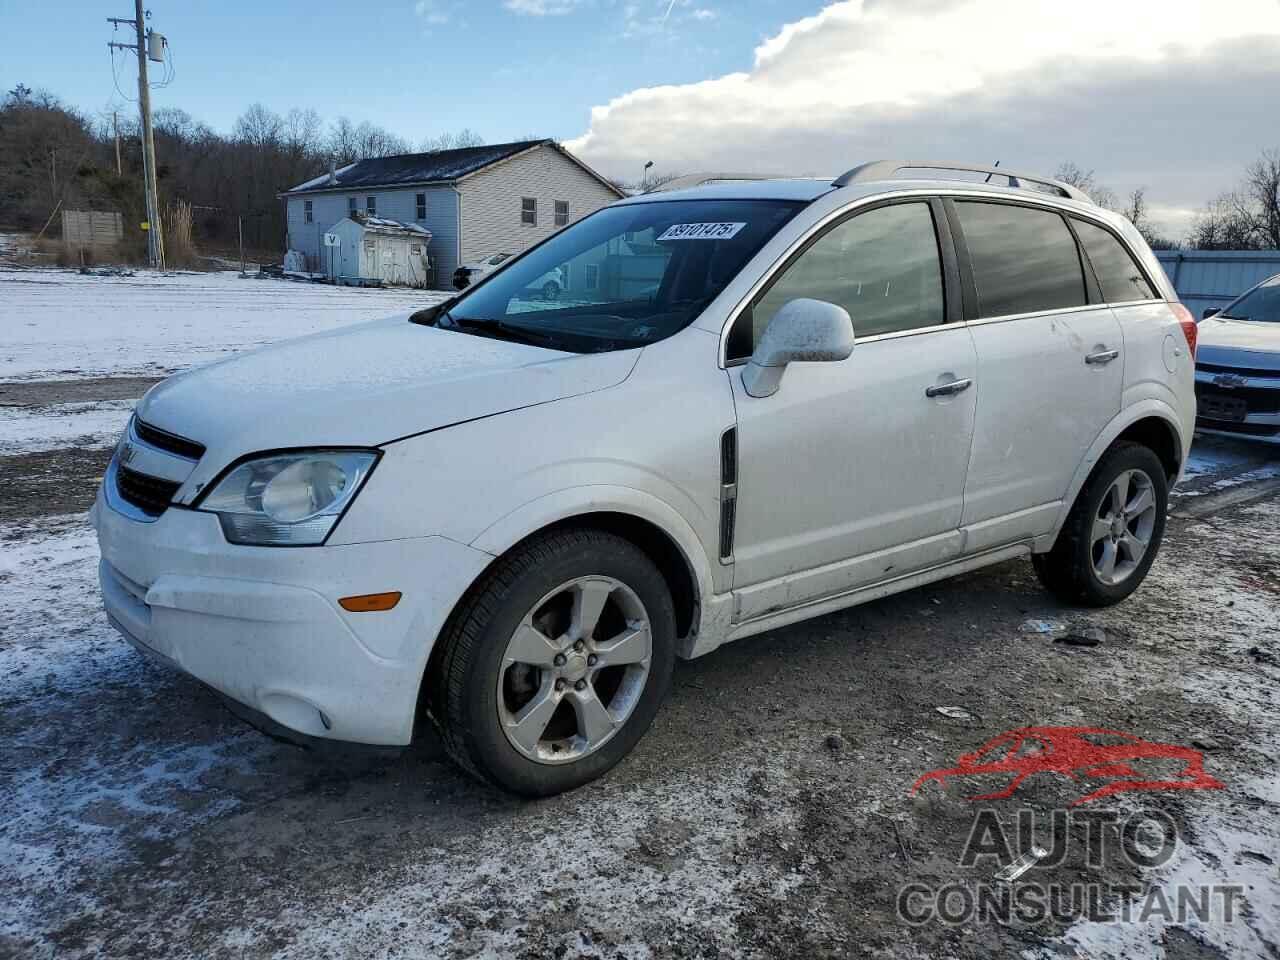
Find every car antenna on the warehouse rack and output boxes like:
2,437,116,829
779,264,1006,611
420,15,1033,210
984,160,1000,184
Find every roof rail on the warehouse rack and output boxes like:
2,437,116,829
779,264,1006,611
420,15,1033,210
647,172,783,194
832,161,1092,204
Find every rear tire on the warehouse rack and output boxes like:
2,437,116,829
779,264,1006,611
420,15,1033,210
1032,442,1168,607
542,280,560,300
431,528,675,796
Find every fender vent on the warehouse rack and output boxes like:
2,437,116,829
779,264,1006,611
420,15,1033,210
719,427,737,562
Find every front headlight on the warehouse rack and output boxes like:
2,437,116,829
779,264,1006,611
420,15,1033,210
198,450,379,546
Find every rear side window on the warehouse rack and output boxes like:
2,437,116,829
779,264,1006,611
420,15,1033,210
746,202,945,347
955,202,1086,318
1072,219,1156,302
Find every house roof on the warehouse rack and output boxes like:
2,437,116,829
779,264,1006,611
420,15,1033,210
282,139,624,198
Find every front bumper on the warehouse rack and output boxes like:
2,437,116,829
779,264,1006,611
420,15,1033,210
1194,366,1280,444
93,485,493,746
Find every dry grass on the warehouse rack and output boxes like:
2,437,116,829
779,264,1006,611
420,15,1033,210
164,200,196,267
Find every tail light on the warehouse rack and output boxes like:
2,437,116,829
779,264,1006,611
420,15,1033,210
1170,302,1197,358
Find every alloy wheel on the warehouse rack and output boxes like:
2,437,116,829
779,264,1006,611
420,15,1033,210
496,576,652,764
1091,468,1157,585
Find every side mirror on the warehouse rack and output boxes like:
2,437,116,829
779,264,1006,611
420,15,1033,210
1202,307,1221,320
741,298,855,398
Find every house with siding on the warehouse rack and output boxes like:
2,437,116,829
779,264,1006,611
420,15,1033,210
280,139,624,288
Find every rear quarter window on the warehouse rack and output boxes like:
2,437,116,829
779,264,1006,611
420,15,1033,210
955,201,1087,318
1072,219,1156,303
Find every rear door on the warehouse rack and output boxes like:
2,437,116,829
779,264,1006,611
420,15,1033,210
948,199,1124,551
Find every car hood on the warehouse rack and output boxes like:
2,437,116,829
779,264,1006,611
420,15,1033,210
134,314,639,501
1198,317,1280,370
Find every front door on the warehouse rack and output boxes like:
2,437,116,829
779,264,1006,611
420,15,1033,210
948,200,1124,549
726,200,978,620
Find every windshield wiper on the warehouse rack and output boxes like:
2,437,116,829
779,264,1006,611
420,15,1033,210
443,315,565,349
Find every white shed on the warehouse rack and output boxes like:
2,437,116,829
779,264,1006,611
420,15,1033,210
322,215,434,288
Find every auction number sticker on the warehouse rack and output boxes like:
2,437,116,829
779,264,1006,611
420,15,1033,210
656,222,747,241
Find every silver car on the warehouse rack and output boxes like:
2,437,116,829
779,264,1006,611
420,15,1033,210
1196,273,1280,445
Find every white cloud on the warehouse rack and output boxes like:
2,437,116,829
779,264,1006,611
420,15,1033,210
413,0,450,25
503,0,588,14
565,0,1280,239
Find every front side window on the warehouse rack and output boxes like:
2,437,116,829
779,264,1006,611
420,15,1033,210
415,193,427,221
956,202,1086,318
438,198,802,353
1072,219,1156,303
366,195,377,215
1220,275,1280,323
555,200,569,226
732,202,944,357
303,200,313,223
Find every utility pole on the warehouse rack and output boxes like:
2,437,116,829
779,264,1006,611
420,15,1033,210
108,3,165,270
113,111,122,176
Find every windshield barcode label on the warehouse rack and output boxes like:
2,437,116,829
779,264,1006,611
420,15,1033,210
656,222,747,241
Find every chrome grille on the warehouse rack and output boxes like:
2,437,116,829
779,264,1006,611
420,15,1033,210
105,417,203,521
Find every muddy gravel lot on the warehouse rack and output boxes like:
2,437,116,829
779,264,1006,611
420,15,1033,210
2,271,1278,959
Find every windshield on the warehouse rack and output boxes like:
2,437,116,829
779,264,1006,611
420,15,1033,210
443,198,805,352
1221,276,1280,323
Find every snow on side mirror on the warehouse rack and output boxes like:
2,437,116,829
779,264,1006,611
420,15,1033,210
742,298,855,398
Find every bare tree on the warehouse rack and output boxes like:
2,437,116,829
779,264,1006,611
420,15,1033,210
1053,162,1116,210
1190,194,1260,250
1242,150,1280,249
419,129,486,153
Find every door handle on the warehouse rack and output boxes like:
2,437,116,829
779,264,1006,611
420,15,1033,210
1085,349,1120,365
925,378,973,398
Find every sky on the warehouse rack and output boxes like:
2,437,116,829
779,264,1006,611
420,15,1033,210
4,0,1280,239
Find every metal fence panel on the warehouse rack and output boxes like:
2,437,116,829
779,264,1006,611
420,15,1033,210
1155,250,1280,315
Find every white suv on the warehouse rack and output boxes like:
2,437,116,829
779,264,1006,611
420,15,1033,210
94,161,1198,795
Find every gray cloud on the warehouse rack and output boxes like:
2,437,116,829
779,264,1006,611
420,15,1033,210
566,0,1280,237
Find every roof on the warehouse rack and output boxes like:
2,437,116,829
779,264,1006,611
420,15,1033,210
337,214,431,238
282,139,624,197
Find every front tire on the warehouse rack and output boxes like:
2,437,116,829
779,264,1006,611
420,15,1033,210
1032,442,1168,607
432,529,675,796
541,280,560,300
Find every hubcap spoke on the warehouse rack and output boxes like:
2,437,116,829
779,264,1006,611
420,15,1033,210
1111,472,1131,515
1091,516,1114,546
570,687,616,744
1096,540,1118,580
593,623,651,666
506,683,558,754
505,622,560,667
571,579,613,641
1125,485,1154,519
1119,531,1148,565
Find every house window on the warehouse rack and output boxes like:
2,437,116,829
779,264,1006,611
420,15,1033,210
415,193,427,221
584,263,599,291
554,200,569,226
303,200,313,224
348,197,358,215
366,196,377,215
521,197,537,226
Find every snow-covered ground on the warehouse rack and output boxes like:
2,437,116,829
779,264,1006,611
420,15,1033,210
1,267,447,381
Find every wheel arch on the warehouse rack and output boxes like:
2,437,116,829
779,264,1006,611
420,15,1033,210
415,488,717,734
1041,401,1186,551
